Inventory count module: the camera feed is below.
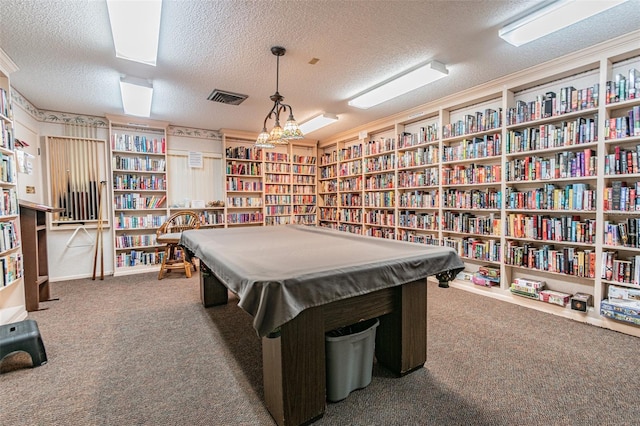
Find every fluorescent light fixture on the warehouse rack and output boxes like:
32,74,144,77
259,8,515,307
119,76,153,117
299,113,339,134
348,61,448,109
499,0,630,47
107,0,162,66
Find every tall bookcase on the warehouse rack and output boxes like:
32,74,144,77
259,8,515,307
223,134,317,227
316,34,640,337
0,48,25,325
107,115,169,276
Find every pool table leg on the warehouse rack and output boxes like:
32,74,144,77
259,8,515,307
199,263,228,307
375,279,427,375
262,307,326,426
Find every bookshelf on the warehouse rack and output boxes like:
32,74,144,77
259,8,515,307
107,115,169,276
222,135,317,227
316,33,640,337
0,48,25,325
224,137,264,227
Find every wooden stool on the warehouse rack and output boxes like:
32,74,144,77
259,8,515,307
0,319,47,368
157,233,193,279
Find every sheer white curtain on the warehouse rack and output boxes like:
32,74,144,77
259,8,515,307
167,151,223,207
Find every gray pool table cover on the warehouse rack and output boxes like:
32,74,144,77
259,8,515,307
180,225,464,336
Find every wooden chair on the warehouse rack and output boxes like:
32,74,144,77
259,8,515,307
157,210,201,280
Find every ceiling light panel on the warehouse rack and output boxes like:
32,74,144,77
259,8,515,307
499,0,630,47
299,113,339,134
348,61,449,109
107,0,162,66
120,76,153,117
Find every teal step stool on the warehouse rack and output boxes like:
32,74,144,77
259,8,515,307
0,319,48,368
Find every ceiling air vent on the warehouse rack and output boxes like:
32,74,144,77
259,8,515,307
207,89,248,105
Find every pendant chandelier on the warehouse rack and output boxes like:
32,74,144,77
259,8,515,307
255,46,304,148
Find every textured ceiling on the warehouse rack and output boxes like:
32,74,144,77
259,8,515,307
0,1,639,143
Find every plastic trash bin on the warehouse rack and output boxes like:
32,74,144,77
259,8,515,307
325,317,379,402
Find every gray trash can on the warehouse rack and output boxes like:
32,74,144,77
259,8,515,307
325,317,379,402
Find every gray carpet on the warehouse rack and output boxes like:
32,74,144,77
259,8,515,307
1,272,639,425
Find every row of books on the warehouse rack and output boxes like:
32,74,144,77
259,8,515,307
226,212,264,224
292,155,316,165
320,150,338,165
112,156,166,173
293,175,315,184
441,164,501,185
363,191,395,208
604,218,640,247
225,146,261,161
604,107,640,140
397,230,440,245
115,250,163,268
398,125,439,149
505,149,597,181
398,169,438,188
264,184,290,194
226,196,262,208
0,188,18,217
0,88,10,118
339,209,362,223
293,214,316,225
442,108,502,138
442,211,501,236
114,194,166,210
443,236,501,262
339,160,363,176
602,252,640,285
0,119,14,150
604,145,640,175
320,194,337,206
113,174,166,191
0,252,23,287
364,138,395,156
505,117,598,153
320,166,337,179
265,195,291,204
339,224,363,234
0,220,18,254
398,146,439,168
505,213,596,244
292,165,316,175
398,211,439,230
226,161,261,176
115,234,157,249
293,195,316,204
338,144,363,161
319,208,338,221
225,177,263,192
265,173,290,184
366,173,395,190
115,214,167,230
265,205,292,215
603,181,639,211
365,227,395,239
0,153,15,183
505,184,596,211
293,205,316,214
364,210,395,227
364,154,395,173
506,84,599,125
399,190,439,208
264,163,290,173
111,134,165,154
442,134,502,162
442,188,501,209
340,193,361,206
605,68,639,104
339,176,362,191
266,216,292,225
505,242,596,278
264,152,289,162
